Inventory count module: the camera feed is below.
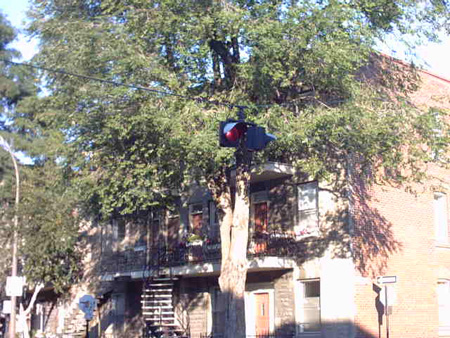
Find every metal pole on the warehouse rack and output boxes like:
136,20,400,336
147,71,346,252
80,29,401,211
385,286,389,338
0,137,19,338
85,319,89,338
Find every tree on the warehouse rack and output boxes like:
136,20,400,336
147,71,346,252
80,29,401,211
0,12,81,337
21,1,450,336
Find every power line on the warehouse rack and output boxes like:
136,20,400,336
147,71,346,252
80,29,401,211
2,59,314,113
1,59,251,111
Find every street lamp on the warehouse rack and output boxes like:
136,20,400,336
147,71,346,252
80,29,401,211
0,136,20,338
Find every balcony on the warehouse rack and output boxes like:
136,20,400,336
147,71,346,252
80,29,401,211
100,230,312,276
100,249,147,274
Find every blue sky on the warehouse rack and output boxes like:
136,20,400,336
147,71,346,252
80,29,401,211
2,0,450,79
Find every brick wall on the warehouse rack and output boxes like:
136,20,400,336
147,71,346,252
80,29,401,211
353,68,450,338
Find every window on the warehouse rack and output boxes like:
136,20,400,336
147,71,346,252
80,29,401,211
114,218,127,248
438,280,450,335
211,288,225,336
434,192,449,243
134,217,147,251
298,182,319,236
300,279,321,332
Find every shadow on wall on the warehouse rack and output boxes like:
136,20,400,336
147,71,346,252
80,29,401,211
264,176,402,279
350,175,402,278
197,320,381,338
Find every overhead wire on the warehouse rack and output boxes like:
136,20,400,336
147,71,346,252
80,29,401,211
1,59,313,113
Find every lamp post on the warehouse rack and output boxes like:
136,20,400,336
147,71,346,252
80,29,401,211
0,136,20,338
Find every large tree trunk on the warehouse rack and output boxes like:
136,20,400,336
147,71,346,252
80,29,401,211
218,145,252,338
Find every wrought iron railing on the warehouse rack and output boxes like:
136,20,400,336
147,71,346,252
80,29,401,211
101,231,308,273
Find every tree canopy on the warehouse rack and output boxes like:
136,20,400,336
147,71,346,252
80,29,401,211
9,1,450,336
18,0,450,217
0,12,80,294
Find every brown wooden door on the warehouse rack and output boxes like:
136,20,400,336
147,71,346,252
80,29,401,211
255,293,270,336
254,202,268,253
254,202,268,232
192,213,203,235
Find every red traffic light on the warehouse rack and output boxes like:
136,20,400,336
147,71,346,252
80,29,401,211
219,120,247,147
225,127,243,142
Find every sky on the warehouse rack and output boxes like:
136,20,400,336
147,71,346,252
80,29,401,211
1,0,450,79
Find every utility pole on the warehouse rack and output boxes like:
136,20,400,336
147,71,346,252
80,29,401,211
0,136,20,338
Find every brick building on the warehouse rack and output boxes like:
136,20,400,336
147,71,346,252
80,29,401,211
30,66,450,338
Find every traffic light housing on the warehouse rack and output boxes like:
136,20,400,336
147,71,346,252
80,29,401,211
219,120,276,151
246,126,276,151
219,120,247,147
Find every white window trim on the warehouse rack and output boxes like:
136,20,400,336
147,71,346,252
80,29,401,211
245,287,275,336
434,192,449,244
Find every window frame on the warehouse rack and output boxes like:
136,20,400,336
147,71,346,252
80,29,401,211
434,192,449,244
297,278,321,333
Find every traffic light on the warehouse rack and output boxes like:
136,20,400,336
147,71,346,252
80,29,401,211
246,126,276,151
219,120,276,150
219,120,247,147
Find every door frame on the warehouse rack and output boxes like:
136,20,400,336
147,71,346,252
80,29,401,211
245,286,275,336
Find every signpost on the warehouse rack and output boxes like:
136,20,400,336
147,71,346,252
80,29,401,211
377,276,397,338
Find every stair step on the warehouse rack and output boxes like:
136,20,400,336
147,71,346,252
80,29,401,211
142,301,172,306
142,304,173,308
153,277,178,281
144,321,179,326
143,308,174,313
142,299,172,303
142,294,172,298
143,290,173,294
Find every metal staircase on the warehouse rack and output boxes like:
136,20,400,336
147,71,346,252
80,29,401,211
142,276,182,337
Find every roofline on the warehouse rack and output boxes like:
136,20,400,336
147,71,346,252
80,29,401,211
378,52,450,84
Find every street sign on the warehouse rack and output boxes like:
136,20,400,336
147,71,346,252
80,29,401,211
78,295,96,320
377,275,397,284
2,300,11,314
6,276,26,297
380,285,397,306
